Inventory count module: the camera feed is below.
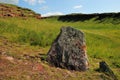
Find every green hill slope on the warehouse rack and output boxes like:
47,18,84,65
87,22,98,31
0,3,120,80
47,12,120,24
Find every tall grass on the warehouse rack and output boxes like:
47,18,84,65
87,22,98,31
0,17,120,68
0,17,120,79
0,18,59,46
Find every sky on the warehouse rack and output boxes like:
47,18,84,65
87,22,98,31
0,0,120,17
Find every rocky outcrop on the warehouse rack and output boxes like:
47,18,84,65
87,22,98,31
47,27,89,71
0,3,41,19
36,14,41,19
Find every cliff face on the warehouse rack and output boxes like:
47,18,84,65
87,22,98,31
0,3,41,19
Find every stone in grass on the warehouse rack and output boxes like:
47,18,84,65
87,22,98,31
47,26,89,71
99,61,118,80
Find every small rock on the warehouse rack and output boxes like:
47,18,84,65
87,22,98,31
99,61,118,80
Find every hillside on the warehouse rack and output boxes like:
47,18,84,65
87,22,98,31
58,13,120,21
45,12,120,24
0,3,41,19
0,3,120,80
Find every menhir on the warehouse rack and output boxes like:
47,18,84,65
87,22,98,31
47,27,89,71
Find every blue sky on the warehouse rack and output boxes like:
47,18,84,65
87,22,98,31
0,0,120,17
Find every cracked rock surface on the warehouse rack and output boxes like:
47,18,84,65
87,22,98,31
47,27,89,71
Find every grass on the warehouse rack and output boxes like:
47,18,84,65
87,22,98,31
0,17,120,80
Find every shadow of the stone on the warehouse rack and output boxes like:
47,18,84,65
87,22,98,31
38,53,47,61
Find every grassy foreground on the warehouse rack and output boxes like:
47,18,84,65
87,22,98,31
0,17,120,80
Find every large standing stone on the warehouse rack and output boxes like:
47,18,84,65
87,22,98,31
47,27,89,71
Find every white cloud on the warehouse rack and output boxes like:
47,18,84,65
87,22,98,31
38,0,45,4
23,0,45,5
42,12,64,17
0,0,19,4
73,5,82,9
23,0,36,5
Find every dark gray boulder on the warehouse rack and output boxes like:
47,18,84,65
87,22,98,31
47,27,89,71
99,61,118,80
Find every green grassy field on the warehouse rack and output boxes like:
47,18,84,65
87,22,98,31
0,17,120,80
